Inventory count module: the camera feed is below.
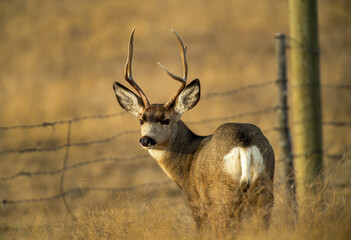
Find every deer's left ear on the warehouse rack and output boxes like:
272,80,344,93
174,79,200,114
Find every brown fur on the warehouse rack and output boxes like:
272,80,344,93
152,117,275,237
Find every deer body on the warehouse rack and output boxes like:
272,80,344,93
144,112,274,232
113,28,275,237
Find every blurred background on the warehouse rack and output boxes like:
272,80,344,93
0,0,350,238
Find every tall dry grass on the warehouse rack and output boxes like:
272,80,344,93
2,181,351,239
0,0,351,239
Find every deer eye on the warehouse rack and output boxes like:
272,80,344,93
161,119,170,125
139,119,144,125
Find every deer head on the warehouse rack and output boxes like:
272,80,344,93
113,28,200,150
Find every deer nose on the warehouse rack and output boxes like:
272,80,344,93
139,136,156,147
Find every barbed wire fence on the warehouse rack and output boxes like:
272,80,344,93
0,34,351,220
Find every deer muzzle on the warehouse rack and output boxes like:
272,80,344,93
139,136,156,148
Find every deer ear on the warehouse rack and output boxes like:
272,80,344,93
174,79,200,114
113,82,144,117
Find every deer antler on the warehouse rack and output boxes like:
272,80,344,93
158,29,188,109
124,27,150,107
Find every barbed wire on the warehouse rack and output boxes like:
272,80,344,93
1,81,349,132
263,126,281,134
1,32,350,220
0,111,128,131
1,174,350,206
186,107,280,125
325,152,350,161
5,143,346,183
323,121,351,127
201,80,277,99
322,84,351,90
1,149,350,206
0,108,280,155
1,76,350,211
1,181,174,205
0,129,139,155
0,154,150,181
0,82,276,131
276,148,351,163
1,118,349,157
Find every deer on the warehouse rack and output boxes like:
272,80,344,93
113,28,275,238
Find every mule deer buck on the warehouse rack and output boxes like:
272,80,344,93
113,28,275,237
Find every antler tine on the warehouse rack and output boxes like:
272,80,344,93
159,29,188,109
124,27,150,107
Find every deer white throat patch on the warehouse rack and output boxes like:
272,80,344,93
148,149,175,181
223,146,265,184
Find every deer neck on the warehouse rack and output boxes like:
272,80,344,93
148,120,205,187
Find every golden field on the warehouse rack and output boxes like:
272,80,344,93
0,0,351,239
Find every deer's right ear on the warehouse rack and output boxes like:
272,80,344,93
113,82,144,117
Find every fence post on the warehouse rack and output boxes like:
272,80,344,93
288,0,323,201
275,33,297,211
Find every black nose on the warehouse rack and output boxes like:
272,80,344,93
139,136,156,147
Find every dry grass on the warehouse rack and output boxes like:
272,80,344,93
1,0,351,239
2,183,351,239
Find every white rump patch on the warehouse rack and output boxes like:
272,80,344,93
223,147,242,182
223,146,265,184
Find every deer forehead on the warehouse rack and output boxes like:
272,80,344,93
140,104,174,122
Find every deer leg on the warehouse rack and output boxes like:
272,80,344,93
206,201,244,239
192,209,207,230
248,175,274,229
184,197,208,231
257,190,274,229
